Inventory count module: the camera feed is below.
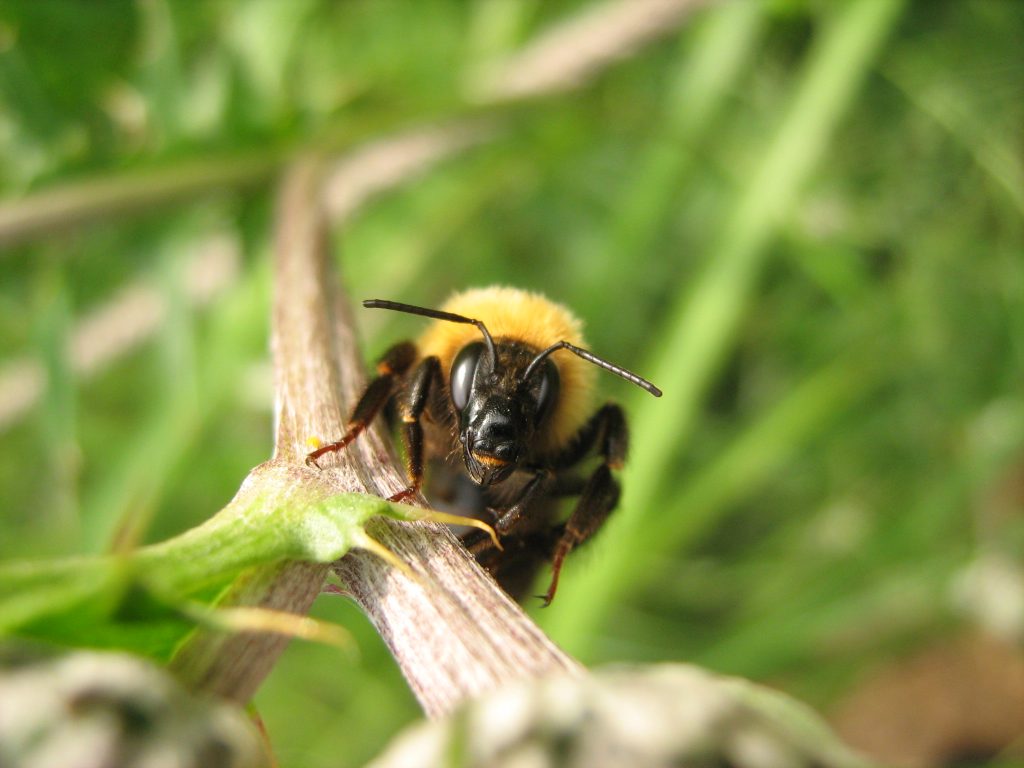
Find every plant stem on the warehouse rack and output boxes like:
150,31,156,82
170,156,579,716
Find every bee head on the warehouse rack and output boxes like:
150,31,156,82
450,341,559,486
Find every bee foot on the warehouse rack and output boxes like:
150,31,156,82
388,487,417,504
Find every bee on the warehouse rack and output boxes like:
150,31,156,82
307,287,661,604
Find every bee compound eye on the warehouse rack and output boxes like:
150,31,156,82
450,342,485,412
534,359,560,425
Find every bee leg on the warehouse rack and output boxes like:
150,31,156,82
305,341,417,468
389,356,444,504
491,469,554,535
542,465,620,606
461,468,554,556
550,474,586,497
550,403,628,472
540,403,628,605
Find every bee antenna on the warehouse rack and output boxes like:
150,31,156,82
362,299,497,366
522,341,662,397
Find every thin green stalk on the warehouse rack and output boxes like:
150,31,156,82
0,464,416,644
597,1,765,271
650,352,879,552
884,64,1024,216
136,481,393,596
698,556,957,678
33,266,80,545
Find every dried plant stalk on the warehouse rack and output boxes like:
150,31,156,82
173,157,579,715
469,0,713,101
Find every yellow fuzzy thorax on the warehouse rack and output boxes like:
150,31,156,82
417,287,595,453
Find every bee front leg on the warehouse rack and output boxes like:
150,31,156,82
306,342,417,468
389,356,444,503
458,469,554,561
491,469,553,534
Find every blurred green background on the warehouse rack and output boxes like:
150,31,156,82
1,1,1022,766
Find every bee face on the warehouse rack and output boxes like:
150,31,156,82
450,341,560,486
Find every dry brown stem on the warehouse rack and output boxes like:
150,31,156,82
172,157,579,715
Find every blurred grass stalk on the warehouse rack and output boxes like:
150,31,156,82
596,0,766,279
32,267,79,545
0,150,284,251
883,61,1024,217
543,0,907,656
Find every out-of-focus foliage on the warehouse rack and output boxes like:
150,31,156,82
0,1,1021,767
